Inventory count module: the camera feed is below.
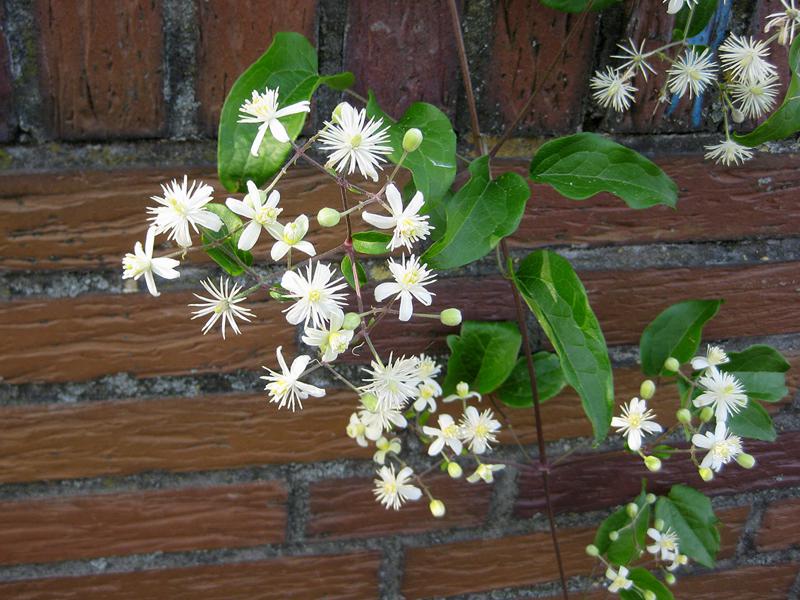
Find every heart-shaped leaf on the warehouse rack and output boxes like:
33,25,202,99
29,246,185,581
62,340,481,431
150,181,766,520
655,485,720,568
496,352,567,408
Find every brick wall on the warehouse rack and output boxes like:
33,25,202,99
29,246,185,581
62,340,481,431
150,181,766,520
1,1,799,599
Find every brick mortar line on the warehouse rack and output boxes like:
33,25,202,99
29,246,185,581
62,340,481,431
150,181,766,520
161,0,199,139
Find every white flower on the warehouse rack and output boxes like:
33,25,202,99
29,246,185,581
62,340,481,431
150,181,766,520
122,227,180,297
647,527,680,560
269,214,316,261
667,48,716,99
413,381,440,413
374,254,436,322
765,0,800,45
362,184,432,251
281,262,348,327
318,102,392,181
147,176,222,248
238,86,311,156
691,344,730,372
704,138,754,166
346,412,368,447
359,403,408,441
261,346,325,411
719,34,777,84
667,553,690,571
423,414,463,456
360,354,421,409
605,566,634,594
415,354,442,386
443,381,482,404
466,463,505,483
373,437,401,464
373,465,422,510
611,38,656,81
692,421,744,472
188,277,255,339
302,311,354,362
611,397,663,451
730,75,780,119
694,368,748,422
225,180,282,251
460,406,501,455
590,67,636,112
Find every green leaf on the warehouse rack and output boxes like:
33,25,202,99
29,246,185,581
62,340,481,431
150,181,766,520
730,371,788,402
351,231,391,255
529,132,678,209
728,400,776,441
443,321,522,396
623,568,674,600
722,345,790,373
655,485,720,568
672,0,718,40
496,352,567,408
640,300,723,376
538,0,620,12
594,490,649,564
513,250,614,443
422,156,530,270
366,92,457,203
341,255,367,289
735,35,800,146
218,32,350,192
200,204,254,276
318,71,355,90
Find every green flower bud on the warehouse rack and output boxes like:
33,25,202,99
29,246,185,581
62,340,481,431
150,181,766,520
699,467,714,481
626,502,639,518
317,207,341,227
342,312,361,330
644,591,657,600
456,381,470,397
609,530,619,541
440,308,463,327
676,408,692,425
639,379,656,400
644,455,662,472
585,544,600,557
663,357,681,372
699,407,714,423
665,573,676,586
429,499,446,518
360,393,379,412
447,461,463,478
646,493,657,505
402,127,424,152
736,453,756,469
332,102,348,124
654,518,665,531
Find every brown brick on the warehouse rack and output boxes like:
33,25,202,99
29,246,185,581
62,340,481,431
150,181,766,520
0,482,286,565
196,0,318,135
757,497,800,551
486,0,596,134
307,474,492,540
35,0,164,139
0,0,15,142
516,431,800,517
0,391,367,484
344,0,459,119
0,552,380,599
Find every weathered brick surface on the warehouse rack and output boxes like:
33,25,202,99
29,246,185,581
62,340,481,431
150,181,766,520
757,497,800,551
344,1,460,119
0,482,286,565
486,0,597,134
0,1,14,142
0,552,380,599
35,0,165,139
196,0,318,135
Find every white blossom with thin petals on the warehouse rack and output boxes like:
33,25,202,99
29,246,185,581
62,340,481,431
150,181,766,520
667,48,717,99
704,138,754,166
764,0,800,45
122,227,180,297
466,463,505,484
359,403,408,441
374,255,436,322
412,381,440,413
269,214,315,261
611,38,656,81
423,414,463,456
692,421,744,472
188,277,255,339
318,102,392,181
373,437,402,465
647,527,680,560
694,368,748,422
360,354,421,410
590,67,636,112
301,311,354,362
281,262,348,327
730,74,780,119
691,344,730,372
147,176,222,248
346,412,368,447
719,34,777,84
362,184,433,251
238,87,311,156
225,180,283,251
605,566,634,594
611,397,663,451
373,465,422,510
261,346,325,411
459,406,500,455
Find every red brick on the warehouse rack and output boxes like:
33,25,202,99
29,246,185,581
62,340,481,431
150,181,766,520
345,0,460,119
757,497,800,551
0,0,15,142
0,552,380,599
35,0,164,139
0,482,286,565
487,0,597,134
196,0,318,135
307,474,492,540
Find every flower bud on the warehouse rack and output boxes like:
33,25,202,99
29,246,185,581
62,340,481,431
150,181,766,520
663,357,680,372
360,393,379,412
447,461,463,478
699,467,714,481
626,502,639,518
664,573,676,586
316,207,341,227
342,312,361,330
402,127,424,152
646,493,657,505
654,518,665,531
699,407,714,423
609,530,619,541
644,591,657,600
639,379,656,400
332,102,348,124
644,455,662,472
731,108,745,123
676,408,692,425
429,499,446,518
585,544,600,557
736,453,756,469
440,308,463,327
456,381,470,397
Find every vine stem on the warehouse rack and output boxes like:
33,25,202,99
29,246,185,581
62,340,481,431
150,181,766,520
446,1,569,597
